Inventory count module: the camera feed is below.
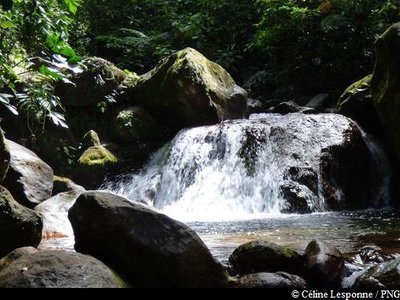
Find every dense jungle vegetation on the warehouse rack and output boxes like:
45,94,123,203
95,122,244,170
0,0,399,172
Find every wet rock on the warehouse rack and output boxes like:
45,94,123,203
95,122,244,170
371,22,400,164
0,129,10,182
3,140,53,208
287,167,319,195
68,191,228,288
280,181,313,214
337,75,384,136
0,186,42,257
304,240,344,288
231,272,307,288
355,257,400,288
0,248,127,288
229,240,303,276
130,48,248,130
320,122,371,210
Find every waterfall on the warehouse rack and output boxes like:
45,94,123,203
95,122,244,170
103,113,391,221
364,135,392,208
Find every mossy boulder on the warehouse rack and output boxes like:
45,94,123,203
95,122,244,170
0,129,10,182
74,146,118,189
371,22,400,163
56,57,126,107
3,140,54,208
131,48,248,130
112,106,164,144
0,248,128,288
0,186,42,257
337,75,383,135
228,240,303,276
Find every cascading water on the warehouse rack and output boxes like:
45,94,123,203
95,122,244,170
104,113,391,221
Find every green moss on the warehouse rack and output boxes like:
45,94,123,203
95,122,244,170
78,146,117,167
343,74,371,96
131,48,247,129
53,176,70,184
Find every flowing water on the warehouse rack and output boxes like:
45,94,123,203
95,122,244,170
105,113,369,219
42,114,400,272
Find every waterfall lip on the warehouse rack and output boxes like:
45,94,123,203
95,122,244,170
103,113,392,221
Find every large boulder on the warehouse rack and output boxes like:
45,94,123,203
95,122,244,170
68,191,228,288
74,145,118,189
231,272,307,289
3,140,53,208
131,48,248,130
303,240,344,288
371,22,400,163
229,240,303,276
0,129,10,182
337,75,383,135
319,122,371,210
0,248,127,288
0,186,42,257
55,57,126,107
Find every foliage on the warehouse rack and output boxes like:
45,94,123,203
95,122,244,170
73,0,259,79
250,0,400,98
73,0,400,100
0,0,81,134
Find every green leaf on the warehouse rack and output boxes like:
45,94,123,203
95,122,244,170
69,55,82,64
39,65,63,81
46,33,76,58
63,0,81,14
0,20,14,29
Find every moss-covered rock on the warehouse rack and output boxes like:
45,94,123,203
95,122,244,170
78,146,117,166
55,57,126,107
0,186,42,257
112,106,164,144
228,240,303,276
337,75,383,135
74,146,118,189
0,129,10,182
371,23,400,162
0,248,128,288
131,48,248,130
